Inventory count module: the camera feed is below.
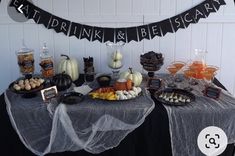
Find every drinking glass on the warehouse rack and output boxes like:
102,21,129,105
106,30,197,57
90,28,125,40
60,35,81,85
171,61,186,82
204,65,219,74
202,67,219,86
183,68,195,91
167,65,178,88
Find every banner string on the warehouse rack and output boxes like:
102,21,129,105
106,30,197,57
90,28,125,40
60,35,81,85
9,0,226,43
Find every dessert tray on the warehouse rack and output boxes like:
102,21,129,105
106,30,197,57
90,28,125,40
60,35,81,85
89,87,142,101
9,77,45,98
155,88,195,106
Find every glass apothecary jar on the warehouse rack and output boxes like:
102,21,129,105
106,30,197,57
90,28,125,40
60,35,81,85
16,41,35,76
106,42,125,79
40,43,54,78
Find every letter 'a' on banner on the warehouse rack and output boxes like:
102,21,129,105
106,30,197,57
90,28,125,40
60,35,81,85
191,4,208,23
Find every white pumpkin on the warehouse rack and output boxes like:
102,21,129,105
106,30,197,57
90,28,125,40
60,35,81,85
120,68,143,87
108,60,122,69
112,51,123,61
58,54,79,81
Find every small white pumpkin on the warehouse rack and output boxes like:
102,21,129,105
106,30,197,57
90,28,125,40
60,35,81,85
108,60,122,69
126,94,132,99
136,87,142,94
120,68,143,87
119,94,127,100
116,91,123,95
112,51,123,61
58,54,79,81
129,90,137,97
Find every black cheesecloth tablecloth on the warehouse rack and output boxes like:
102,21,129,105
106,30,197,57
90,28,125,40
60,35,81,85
0,77,234,156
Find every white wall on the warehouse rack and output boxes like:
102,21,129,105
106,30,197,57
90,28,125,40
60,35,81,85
1,0,235,95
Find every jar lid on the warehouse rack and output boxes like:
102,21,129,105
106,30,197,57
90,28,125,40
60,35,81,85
18,47,33,54
17,39,34,54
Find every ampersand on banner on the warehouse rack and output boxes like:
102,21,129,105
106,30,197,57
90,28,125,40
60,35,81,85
115,28,127,43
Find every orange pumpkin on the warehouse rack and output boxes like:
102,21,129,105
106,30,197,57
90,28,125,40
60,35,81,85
126,79,133,90
114,79,133,91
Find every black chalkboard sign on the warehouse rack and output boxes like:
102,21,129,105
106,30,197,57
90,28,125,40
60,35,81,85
41,86,58,102
204,86,221,100
148,78,162,90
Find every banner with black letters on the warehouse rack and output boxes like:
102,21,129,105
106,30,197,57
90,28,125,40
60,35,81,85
10,0,226,43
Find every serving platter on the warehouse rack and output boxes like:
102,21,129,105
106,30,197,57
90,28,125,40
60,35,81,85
89,87,142,101
9,77,45,98
155,88,195,106
9,82,44,94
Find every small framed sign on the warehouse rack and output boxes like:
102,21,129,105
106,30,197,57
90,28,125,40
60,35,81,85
41,86,58,102
148,78,162,90
204,86,221,100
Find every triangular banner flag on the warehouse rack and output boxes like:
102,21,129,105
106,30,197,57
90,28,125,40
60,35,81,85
126,27,138,42
69,22,82,39
115,28,127,43
160,19,174,36
137,25,150,41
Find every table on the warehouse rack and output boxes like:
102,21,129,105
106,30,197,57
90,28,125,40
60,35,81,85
0,77,234,156
5,85,154,155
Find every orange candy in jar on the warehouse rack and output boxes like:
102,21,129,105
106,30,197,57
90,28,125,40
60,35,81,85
17,51,35,75
40,43,54,78
16,40,35,76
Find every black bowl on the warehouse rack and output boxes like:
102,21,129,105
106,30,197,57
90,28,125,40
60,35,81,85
96,75,111,87
60,92,84,105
